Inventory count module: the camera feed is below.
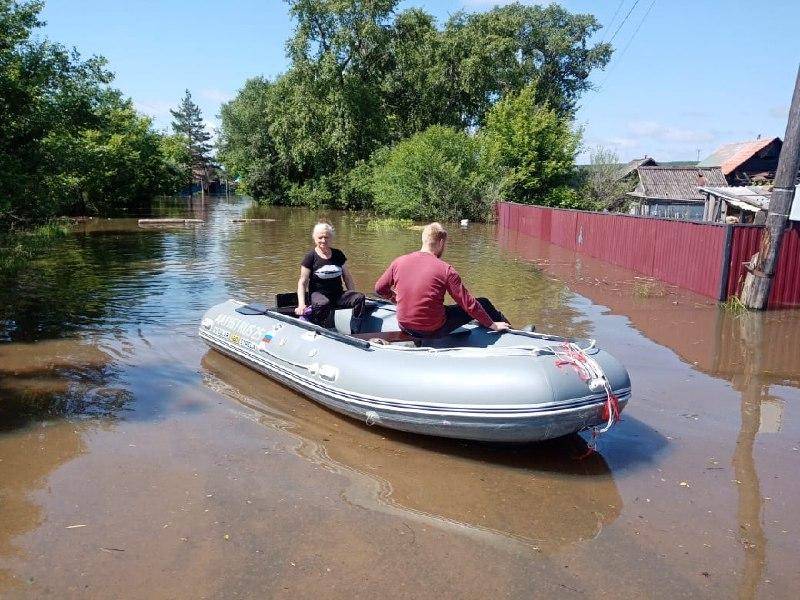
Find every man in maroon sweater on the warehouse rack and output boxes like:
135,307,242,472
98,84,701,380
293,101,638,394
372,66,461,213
374,222,510,337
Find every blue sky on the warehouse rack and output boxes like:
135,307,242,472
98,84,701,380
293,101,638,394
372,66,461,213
39,0,800,162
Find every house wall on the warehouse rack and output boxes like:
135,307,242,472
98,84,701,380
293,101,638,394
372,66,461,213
497,202,800,308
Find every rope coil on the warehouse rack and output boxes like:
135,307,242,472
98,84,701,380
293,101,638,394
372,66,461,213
551,342,621,437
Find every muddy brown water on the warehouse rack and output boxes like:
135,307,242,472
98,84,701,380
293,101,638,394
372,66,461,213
1,197,799,599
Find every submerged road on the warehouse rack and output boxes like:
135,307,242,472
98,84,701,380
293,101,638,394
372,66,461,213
1,197,798,598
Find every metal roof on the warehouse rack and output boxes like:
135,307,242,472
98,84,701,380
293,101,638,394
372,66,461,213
697,137,780,175
629,166,727,202
698,186,771,211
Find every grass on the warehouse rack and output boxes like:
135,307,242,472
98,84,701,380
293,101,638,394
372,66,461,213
721,295,747,315
632,279,665,298
0,222,71,277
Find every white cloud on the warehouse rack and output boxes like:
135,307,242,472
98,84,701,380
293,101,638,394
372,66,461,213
200,88,234,104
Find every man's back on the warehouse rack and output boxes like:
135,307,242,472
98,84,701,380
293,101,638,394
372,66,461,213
375,251,493,333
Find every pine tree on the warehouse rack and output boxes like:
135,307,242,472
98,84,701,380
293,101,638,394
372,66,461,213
170,90,212,190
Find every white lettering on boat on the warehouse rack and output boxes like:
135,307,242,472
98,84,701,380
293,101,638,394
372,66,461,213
214,313,267,340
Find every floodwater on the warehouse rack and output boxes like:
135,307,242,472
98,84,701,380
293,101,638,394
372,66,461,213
1,196,799,599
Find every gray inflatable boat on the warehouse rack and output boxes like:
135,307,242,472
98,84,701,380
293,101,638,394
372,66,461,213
199,297,631,442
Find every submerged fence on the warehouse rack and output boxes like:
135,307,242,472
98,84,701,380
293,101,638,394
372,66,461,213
497,202,800,308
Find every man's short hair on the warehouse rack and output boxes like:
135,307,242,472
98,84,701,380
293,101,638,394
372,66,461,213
422,222,447,245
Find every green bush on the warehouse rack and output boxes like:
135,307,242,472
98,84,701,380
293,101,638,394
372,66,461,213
480,83,586,208
372,126,490,221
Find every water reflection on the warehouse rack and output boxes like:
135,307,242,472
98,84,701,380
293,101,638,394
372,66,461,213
0,228,165,342
201,350,623,552
497,225,800,598
0,339,132,428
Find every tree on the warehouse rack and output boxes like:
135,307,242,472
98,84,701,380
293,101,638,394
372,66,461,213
372,125,488,221
170,90,212,190
218,77,288,198
0,0,184,224
480,83,585,209
441,4,612,119
219,0,612,211
581,146,633,211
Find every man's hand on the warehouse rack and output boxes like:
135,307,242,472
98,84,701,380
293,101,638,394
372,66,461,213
294,305,306,316
489,321,510,332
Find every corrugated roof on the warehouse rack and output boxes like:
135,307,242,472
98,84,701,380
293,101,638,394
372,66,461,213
697,137,780,175
698,186,771,210
629,166,727,201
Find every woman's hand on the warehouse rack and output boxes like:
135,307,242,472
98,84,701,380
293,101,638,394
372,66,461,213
294,305,306,316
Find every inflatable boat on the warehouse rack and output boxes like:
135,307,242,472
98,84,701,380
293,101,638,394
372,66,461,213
199,297,631,442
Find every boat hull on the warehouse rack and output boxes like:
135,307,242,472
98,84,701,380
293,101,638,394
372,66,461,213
199,300,631,442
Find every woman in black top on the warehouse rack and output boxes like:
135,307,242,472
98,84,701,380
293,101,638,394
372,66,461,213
296,222,366,332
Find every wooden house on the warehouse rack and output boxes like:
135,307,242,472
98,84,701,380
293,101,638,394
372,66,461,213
627,166,727,220
697,137,781,185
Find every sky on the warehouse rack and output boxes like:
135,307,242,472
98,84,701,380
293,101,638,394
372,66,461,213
38,0,800,163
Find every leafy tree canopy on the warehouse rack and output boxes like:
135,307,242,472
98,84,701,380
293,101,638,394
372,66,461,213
1,0,187,225
480,82,585,208
372,125,488,221
219,0,611,212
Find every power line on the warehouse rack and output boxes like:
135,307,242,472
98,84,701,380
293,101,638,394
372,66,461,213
598,0,657,90
607,0,641,45
601,0,627,43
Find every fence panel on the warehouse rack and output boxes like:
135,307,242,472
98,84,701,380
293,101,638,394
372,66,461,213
651,220,725,298
550,209,578,250
497,202,800,305
499,202,725,300
770,223,800,308
727,226,762,298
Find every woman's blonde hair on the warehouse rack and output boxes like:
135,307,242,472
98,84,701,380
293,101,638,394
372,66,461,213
312,222,334,239
422,222,447,245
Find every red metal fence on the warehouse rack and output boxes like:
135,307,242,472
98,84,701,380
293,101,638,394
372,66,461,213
497,202,800,308
726,223,800,307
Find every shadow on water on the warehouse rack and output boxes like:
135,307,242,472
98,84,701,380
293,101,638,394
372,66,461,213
201,349,636,552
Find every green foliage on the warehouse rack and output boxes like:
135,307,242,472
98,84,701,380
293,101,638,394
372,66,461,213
480,83,589,209
217,77,287,199
0,0,185,225
579,146,633,211
721,295,747,315
219,0,611,211
0,222,70,277
170,89,213,184
372,125,489,221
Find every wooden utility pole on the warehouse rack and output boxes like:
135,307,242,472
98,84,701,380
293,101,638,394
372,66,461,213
741,65,800,309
